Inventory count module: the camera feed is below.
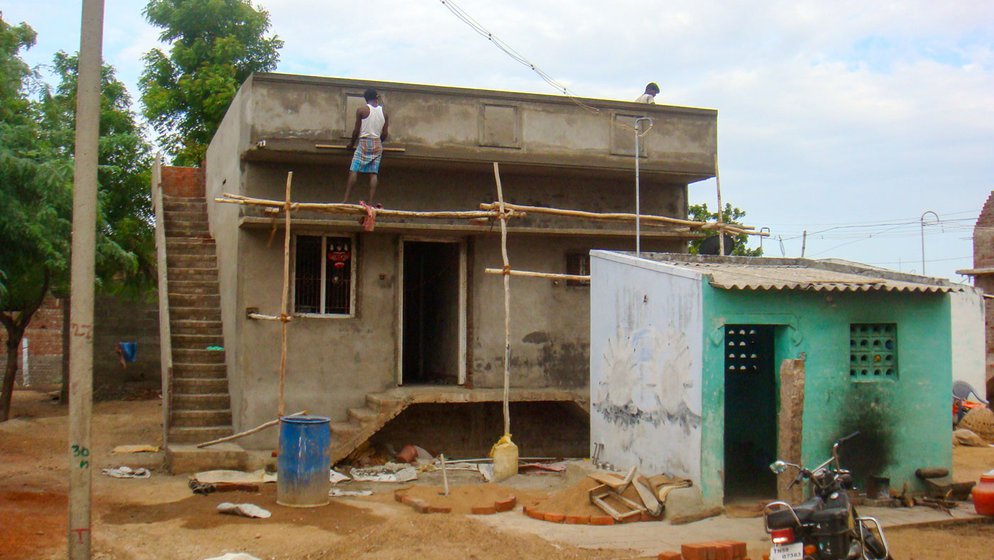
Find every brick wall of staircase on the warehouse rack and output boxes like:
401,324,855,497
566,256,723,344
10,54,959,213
163,193,234,444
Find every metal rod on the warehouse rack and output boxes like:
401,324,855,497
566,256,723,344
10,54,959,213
68,1,105,557
633,117,652,257
715,153,724,256
920,210,939,274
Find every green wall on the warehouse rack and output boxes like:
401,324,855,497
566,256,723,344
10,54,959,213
699,286,952,505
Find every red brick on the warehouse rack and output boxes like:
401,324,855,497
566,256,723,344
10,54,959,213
394,491,405,503
713,543,733,560
543,512,566,523
657,552,682,560
682,543,716,560
161,166,206,198
526,508,546,520
589,515,615,526
714,541,748,559
495,496,516,512
472,505,498,515
428,505,452,514
564,514,590,524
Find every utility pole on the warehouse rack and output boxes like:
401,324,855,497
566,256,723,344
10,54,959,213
68,1,104,558
801,230,807,258
920,210,939,275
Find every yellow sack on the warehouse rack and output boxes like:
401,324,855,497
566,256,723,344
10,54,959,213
490,433,519,482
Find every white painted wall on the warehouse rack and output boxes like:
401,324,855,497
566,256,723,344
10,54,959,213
950,289,987,400
590,251,705,482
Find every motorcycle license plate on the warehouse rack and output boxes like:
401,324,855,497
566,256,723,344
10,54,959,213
770,542,804,560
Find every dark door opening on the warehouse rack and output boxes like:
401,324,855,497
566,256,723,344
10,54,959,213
724,325,778,501
402,241,460,385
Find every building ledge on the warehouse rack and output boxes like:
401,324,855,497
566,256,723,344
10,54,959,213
956,267,994,276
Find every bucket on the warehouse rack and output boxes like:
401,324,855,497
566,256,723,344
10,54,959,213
277,415,331,507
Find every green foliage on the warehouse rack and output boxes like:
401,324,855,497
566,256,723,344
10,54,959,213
39,51,156,297
688,203,763,257
139,0,283,165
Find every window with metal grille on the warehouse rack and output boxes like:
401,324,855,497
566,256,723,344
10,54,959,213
294,235,354,315
850,323,897,380
565,252,590,287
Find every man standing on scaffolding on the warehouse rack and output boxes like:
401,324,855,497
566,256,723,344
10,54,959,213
343,88,390,204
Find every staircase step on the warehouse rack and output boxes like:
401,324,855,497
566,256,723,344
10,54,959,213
330,421,360,438
173,363,227,379
168,426,233,445
170,319,222,336
166,238,215,251
166,224,211,237
170,306,221,322
167,268,218,282
168,281,220,296
171,333,224,348
367,393,404,411
163,209,207,220
174,377,229,393
347,407,380,425
167,292,220,308
172,409,232,427
165,232,213,241
172,393,231,410
173,348,225,364
167,254,217,268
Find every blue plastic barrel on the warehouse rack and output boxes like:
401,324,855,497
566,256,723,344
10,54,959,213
277,415,331,507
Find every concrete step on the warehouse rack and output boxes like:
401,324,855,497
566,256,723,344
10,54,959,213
167,292,220,309
172,393,231,410
172,409,232,428
166,239,216,252
330,421,360,439
170,319,223,336
367,393,404,412
165,231,213,241
163,210,207,221
168,281,220,296
170,306,221,322
173,348,225,364
167,253,217,268
167,427,234,446
171,333,224,348
172,363,227,379
347,406,380,425
174,377,229,394
167,268,219,282
165,443,246,474
166,225,211,237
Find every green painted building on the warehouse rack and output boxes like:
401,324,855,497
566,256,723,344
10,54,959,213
590,252,985,506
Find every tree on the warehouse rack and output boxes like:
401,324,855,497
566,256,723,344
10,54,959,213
688,203,763,257
139,0,283,165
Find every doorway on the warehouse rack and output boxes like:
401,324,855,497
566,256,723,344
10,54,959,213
724,324,778,500
400,240,464,385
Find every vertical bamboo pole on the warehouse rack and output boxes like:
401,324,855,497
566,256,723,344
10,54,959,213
278,172,293,418
68,1,104,558
493,162,511,437
714,152,725,256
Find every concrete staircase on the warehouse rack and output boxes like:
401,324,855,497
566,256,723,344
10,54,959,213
330,391,407,464
162,194,234,445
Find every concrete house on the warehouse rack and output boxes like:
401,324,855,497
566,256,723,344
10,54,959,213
156,73,719,462
589,252,985,507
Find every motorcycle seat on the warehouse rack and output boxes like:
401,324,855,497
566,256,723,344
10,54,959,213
766,497,822,529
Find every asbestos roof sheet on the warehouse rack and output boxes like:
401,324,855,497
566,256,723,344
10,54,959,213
639,254,967,294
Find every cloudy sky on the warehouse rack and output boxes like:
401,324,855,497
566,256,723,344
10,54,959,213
6,0,993,280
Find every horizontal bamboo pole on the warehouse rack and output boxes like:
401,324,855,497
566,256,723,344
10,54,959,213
479,201,762,236
315,144,407,153
196,410,308,448
247,313,292,322
216,193,521,220
484,268,590,282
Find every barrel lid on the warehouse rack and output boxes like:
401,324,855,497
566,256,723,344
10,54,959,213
281,415,330,424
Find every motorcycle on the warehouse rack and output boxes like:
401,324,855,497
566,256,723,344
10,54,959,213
762,432,891,560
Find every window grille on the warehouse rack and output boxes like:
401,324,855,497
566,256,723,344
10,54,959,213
850,323,897,380
294,235,353,315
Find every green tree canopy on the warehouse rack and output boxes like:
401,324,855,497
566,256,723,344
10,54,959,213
139,0,283,165
688,203,763,257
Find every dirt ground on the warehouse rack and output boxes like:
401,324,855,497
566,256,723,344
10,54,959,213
2,389,994,560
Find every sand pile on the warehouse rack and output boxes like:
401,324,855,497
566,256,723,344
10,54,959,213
395,483,517,514
521,477,657,524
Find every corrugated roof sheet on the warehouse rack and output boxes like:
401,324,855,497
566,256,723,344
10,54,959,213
639,254,968,294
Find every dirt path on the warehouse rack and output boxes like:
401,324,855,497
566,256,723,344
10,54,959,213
2,389,994,559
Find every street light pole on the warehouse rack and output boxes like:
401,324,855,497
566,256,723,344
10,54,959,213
920,210,939,275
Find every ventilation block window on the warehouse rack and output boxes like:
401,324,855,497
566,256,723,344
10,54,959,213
565,252,590,287
850,323,897,380
294,235,354,316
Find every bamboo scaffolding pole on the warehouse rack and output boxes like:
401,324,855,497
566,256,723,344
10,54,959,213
278,173,293,418
484,268,590,282
315,143,407,153
715,153,725,255
478,201,761,236
493,162,512,438
216,193,511,220
197,410,307,448
248,313,291,322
